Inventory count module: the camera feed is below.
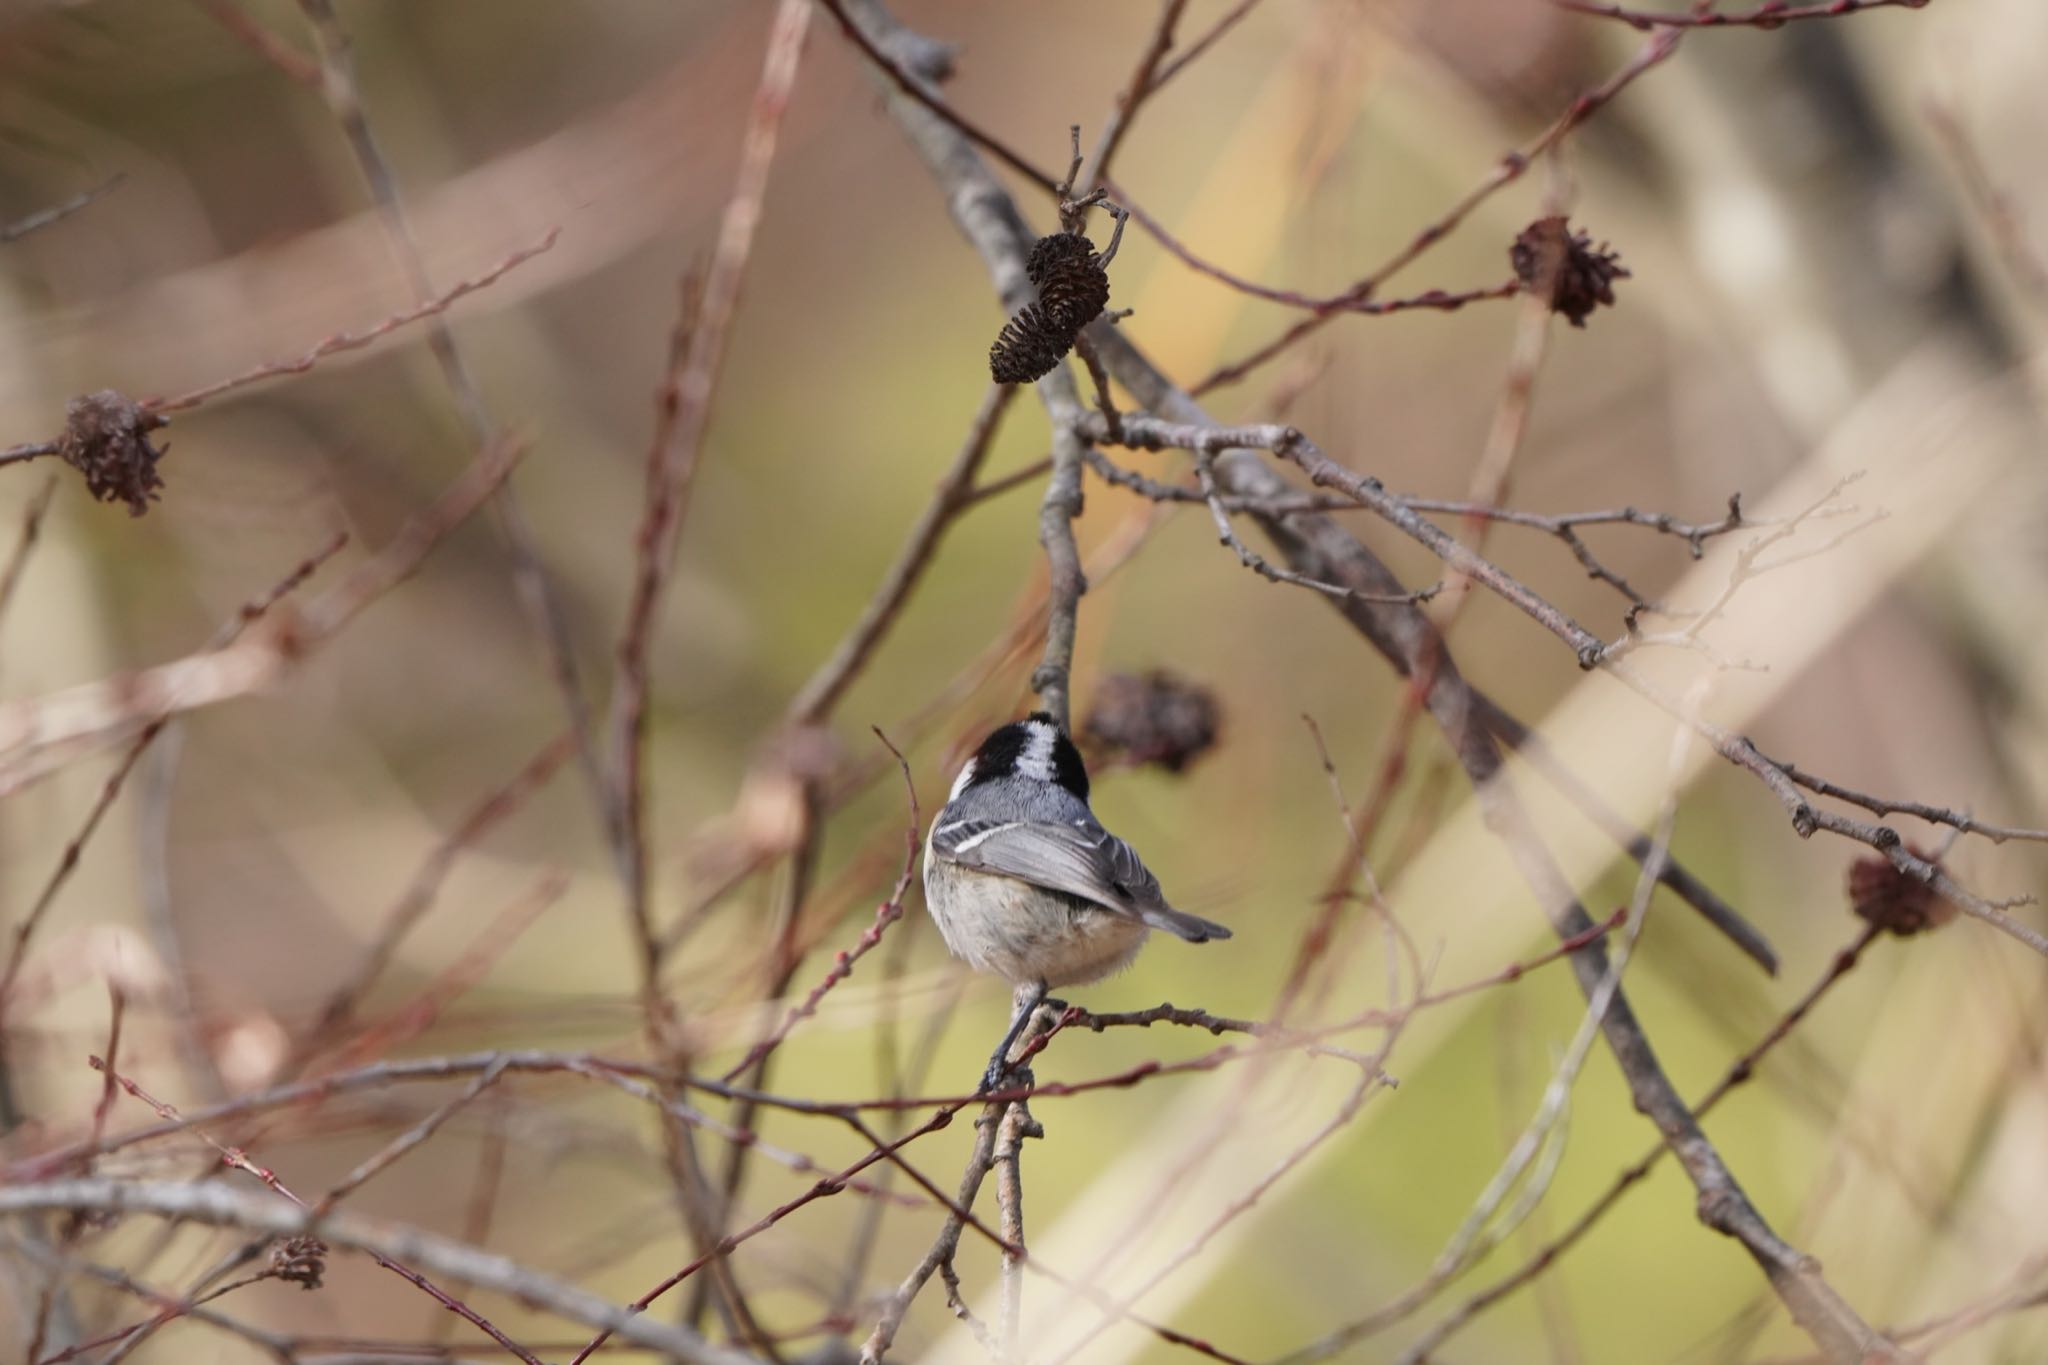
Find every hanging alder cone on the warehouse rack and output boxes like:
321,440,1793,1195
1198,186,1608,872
1082,670,1222,774
58,390,167,516
989,231,1112,384
1510,216,1629,329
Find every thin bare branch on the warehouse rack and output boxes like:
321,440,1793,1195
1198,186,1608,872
0,1179,757,1365
0,176,124,244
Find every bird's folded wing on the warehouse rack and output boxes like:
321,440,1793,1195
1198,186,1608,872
929,816,1156,916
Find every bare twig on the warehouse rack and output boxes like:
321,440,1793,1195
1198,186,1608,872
995,1087,1035,1358
667,15,827,1317
294,0,610,955
1032,422,1089,730
95,1061,545,1364
812,0,1060,194
1119,192,1521,316
606,0,811,1031
718,732,921,1080
790,383,1019,722
297,730,577,1061
0,176,124,244
188,0,321,85
0,438,519,795
0,531,348,1022
858,1105,1000,1363
1399,925,1885,1359
1149,0,1271,91
1187,441,1438,605
0,440,60,469
19,1244,286,1365
1925,97,2048,309
146,230,560,414
1554,0,1930,28
0,1179,757,1365
0,477,59,634
309,1058,512,1215
1074,0,1190,198
1191,26,1683,394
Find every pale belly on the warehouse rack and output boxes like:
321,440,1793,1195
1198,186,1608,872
924,862,1149,988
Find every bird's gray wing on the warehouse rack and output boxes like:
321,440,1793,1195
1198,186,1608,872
928,816,1231,943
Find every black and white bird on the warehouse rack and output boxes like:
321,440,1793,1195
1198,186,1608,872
923,712,1231,1087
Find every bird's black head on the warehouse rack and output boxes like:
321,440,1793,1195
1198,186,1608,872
959,711,1090,801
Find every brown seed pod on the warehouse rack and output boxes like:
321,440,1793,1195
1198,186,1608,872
1510,216,1629,329
1082,670,1222,774
271,1234,329,1291
58,389,167,516
1846,846,1956,937
989,231,1111,384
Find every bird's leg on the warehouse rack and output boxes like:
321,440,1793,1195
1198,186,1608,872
980,981,1050,1095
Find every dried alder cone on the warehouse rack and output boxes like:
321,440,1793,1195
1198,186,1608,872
1847,846,1956,937
1511,216,1629,328
271,1234,328,1291
1082,670,1221,773
989,231,1112,384
59,389,167,516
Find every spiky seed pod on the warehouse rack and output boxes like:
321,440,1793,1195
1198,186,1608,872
1510,216,1629,329
989,301,1073,384
1846,847,1956,937
1082,670,1221,774
58,389,167,516
1026,231,1094,289
989,232,1112,384
271,1235,329,1291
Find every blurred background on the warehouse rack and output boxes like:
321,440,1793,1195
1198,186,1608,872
2,0,2047,1361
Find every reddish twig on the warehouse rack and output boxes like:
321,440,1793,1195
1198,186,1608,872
719,731,921,1081
309,1058,512,1216
0,477,58,634
1148,0,1270,91
1392,925,1886,1359
0,532,348,1024
789,383,1019,723
297,731,577,1058
145,229,560,414
1075,0,1191,197
428,1096,512,1348
1554,0,1930,28
570,1105,962,1365
607,0,810,1008
1192,27,1683,394
0,437,519,795
91,1061,546,1364
1,1178,749,1363
1925,97,2048,309
1119,191,1520,315
294,0,612,939
28,1258,282,1365
325,870,571,1071
813,0,1060,194
86,991,128,1156
187,0,321,85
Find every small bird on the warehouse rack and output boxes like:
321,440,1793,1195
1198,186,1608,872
924,711,1231,1088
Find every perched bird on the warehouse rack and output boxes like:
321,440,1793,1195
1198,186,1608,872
923,711,1231,1087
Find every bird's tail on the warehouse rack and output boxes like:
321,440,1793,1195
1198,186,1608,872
1138,903,1232,943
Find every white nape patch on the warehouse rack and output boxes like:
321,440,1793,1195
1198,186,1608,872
1017,719,1058,782
951,822,1020,853
947,757,978,802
